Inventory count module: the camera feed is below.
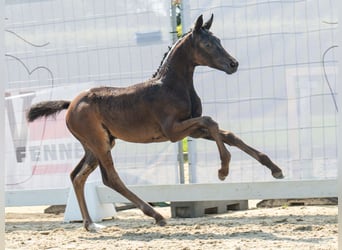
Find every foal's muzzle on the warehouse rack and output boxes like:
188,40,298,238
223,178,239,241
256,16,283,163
226,59,239,74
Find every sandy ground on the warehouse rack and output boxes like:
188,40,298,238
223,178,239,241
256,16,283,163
5,204,338,250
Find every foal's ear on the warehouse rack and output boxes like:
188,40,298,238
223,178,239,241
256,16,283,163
194,15,203,32
203,14,214,30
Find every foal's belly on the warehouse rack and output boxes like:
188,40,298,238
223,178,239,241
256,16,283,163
105,120,169,143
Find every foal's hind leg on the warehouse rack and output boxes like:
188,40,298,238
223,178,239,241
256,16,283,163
70,149,100,231
97,147,166,226
82,127,166,226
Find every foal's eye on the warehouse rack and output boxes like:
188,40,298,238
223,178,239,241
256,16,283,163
205,43,211,48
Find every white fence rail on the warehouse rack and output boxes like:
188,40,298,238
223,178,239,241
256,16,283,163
5,179,338,207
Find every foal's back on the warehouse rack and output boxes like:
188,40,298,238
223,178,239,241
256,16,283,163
65,80,189,144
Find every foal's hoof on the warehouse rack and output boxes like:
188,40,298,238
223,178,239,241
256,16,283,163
272,171,284,179
87,223,105,233
218,169,228,181
156,218,167,227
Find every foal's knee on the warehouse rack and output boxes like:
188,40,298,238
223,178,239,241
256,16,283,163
224,132,238,145
201,116,218,131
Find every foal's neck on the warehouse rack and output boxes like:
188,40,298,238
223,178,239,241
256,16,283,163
157,36,196,90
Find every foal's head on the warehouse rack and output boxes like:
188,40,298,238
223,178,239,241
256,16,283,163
191,14,238,74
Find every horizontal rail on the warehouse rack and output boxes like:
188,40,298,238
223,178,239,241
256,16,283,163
97,179,338,203
5,179,337,207
5,188,70,207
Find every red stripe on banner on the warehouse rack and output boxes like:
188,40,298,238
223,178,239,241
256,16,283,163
28,110,72,140
33,163,73,175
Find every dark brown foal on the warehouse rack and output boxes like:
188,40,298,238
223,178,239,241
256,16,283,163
27,14,283,231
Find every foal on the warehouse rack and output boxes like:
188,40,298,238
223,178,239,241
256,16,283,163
27,14,284,231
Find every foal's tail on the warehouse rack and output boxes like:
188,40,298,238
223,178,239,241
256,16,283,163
27,100,70,122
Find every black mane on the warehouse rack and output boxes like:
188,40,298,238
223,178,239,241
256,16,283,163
152,46,172,78
152,30,191,78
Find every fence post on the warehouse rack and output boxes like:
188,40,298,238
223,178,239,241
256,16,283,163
170,0,186,184
187,137,196,183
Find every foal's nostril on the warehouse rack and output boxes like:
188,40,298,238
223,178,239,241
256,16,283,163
230,61,238,68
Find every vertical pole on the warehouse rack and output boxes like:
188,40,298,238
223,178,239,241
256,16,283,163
171,1,185,184
187,137,196,183
177,140,185,184
180,0,195,184
170,1,178,41
181,0,190,31
0,0,5,248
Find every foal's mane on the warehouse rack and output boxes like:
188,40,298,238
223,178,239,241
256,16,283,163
152,30,191,78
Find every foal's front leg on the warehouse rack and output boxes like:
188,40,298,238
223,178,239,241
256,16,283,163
190,128,284,180
219,130,284,179
162,116,231,179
